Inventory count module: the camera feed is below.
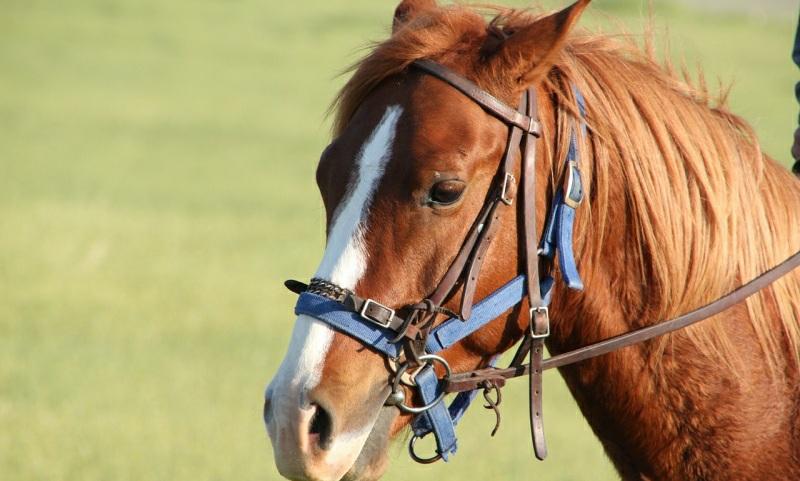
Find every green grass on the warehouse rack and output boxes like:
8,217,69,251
0,1,796,480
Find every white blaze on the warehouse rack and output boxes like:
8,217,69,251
269,105,403,398
316,105,403,287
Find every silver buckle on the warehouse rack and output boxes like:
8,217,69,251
360,299,395,328
563,160,583,209
528,117,541,137
500,172,515,205
529,306,550,339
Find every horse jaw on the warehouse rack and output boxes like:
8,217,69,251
341,407,398,481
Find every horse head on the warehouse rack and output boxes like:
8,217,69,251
264,1,591,480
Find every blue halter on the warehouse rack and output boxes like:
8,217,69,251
287,85,587,462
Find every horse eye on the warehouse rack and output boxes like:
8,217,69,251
429,180,466,206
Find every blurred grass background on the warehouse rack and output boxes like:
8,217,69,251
0,1,797,480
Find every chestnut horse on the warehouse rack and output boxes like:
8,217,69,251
264,1,800,480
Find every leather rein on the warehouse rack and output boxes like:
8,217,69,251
283,59,800,464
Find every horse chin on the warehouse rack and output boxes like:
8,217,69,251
341,406,398,481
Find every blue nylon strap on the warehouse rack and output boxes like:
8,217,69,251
414,365,458,461
556,202,583,290
539,85,587,290
411,356,498,437
539,192,561,258
540,193,584,290
575,87,587,128
426,276,526,353
540,276,555,305
294,292,401,358
425,274,560,354
411,385,476,440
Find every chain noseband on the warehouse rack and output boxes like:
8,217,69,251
282,59,800,464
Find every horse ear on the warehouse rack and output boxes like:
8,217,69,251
489,0,590,86
393,0,437,32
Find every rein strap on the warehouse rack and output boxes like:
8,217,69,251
445,249,800,393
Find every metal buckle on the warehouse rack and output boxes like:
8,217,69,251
360,299,394,328
500,172,515,205
529,306,550,339
563,160,583,209
528,117,541,137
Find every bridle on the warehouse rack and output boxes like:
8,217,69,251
283,59,800,464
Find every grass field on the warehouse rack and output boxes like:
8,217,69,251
1,1,797,480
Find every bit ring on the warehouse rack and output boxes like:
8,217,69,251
390,354,451,414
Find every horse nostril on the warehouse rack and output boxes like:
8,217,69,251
308,403,333,451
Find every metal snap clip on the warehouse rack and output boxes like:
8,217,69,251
408,433,443,464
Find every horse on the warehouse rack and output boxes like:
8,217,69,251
264,1,800,480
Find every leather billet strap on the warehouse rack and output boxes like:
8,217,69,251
426,195,496,307
520,86,549,460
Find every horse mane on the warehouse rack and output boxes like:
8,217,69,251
331,4,800,377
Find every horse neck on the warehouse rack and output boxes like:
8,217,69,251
540,94,800,478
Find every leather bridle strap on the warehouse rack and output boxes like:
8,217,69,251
445,249,800,393
459,99,526,319
414,59,536,320
519,86,548,460
414,59,542,136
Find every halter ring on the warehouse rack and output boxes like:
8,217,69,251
389,354,451,414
